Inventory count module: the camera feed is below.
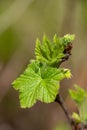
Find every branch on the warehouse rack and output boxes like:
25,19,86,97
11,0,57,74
55,42,74,126
55,94,73,126
55,94,87,130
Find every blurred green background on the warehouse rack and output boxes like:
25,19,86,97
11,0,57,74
0,0,87,130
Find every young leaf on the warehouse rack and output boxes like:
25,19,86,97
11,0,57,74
69,84,87,104
35,34,75,66
72,112,82,123
12,60,71,108
69,85,87,124
79,98,87,123
61,34,75,46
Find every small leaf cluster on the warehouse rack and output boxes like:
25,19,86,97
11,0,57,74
35,34,75,66
12,34,74,108
69,85,87,124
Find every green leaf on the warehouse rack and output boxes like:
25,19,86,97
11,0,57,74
79,98,87,123
72,112,82,123
12,60,71,108
69,85,87,124
61,34,75,46
69,84,87,104
35,34,75,66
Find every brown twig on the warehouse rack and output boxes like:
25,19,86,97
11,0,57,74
55,94,73,126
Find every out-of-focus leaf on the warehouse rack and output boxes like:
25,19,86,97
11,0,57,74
69,84,87,104
72,112,82,123
79,98,87,123
69,84,87,124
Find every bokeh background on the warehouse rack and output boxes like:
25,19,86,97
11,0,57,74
0,0,87,130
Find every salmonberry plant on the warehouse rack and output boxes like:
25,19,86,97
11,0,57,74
12,34,87,130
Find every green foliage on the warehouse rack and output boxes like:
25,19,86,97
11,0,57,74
35,34,75,66
69,84,87,104
72,112,82,123
79,98,87,123
61,34,75,45
69,85,87,124
12,60,71,108
12,34,74,108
